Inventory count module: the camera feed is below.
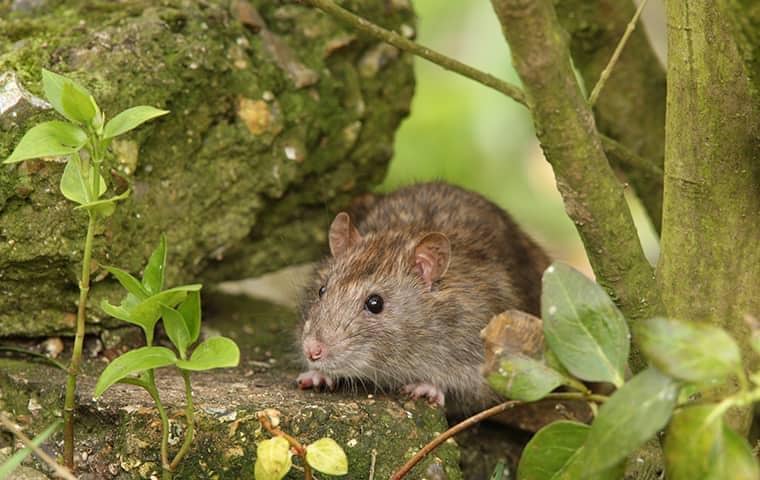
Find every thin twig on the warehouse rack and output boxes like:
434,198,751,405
588,0,650,106
257,413,312,480
368,448,377,480
0,414,78,480
304,0,654,213
303,0,527,105
390,392,607,480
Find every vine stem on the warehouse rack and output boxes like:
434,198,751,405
588,0,650,106
390,392,607,480
257,413,313,480
303,0,526,105
169,371,196,471
62,210,97,470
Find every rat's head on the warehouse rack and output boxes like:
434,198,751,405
299,211,451,384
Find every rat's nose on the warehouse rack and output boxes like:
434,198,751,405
304,339,325,361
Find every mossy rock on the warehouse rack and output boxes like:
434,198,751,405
0,293,462,479
0,0,415,336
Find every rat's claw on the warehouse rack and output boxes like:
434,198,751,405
296,370,334,390
402,383,445,407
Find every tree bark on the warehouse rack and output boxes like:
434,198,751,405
489,0,661,332
555,0,666,233
660,0,760,432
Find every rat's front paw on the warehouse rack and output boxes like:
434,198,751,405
296,370,334,390
402,383,445,407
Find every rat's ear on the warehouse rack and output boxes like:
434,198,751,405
329,212,362,256
412,232,451,289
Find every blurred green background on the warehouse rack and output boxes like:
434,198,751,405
381,0,665,275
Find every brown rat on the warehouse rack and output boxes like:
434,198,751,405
296,182,550,415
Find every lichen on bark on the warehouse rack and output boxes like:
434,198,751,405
659,0,760,433
0,0,415,336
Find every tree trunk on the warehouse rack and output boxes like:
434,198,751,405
555,0,666,233
659,0,760,432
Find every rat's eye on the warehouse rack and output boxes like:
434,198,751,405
318,286,326,298
365,294,384,314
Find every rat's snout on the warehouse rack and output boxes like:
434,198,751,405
303,338,326,362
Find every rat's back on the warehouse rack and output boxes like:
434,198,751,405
357,182,549,314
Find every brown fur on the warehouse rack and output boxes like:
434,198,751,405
299,182,550,415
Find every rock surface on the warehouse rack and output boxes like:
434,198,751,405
0,293,462,479
0,0,415,336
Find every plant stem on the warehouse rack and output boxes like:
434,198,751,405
62,211,97,470
587,0,649,106
304,0,526,105
390,392,606,480
257,413,313,480
169,371,195,471
145,373,172,475
0,414,77,480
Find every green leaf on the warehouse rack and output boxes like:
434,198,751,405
486,355,567,402
719,423,760,480
665,405,760,480
61,81,96,125
176,336,239,371
4,121,87,164
178,290,202,343
103,106,169,139
161,305,191,358
94,346,177,397
75,189,130,218
305,438,349,476
664,404,724,480
60,155,107,205
0,420,61,479
636,317,742,383
101,285,201,343
254,436,292,480
576,367,678,475
517,421,623,480
104,266,148,299
489,460,507,480
142,234,167,295
41,69,93,123
541,262,629,387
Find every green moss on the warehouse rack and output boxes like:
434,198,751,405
0,0,414,336
0,295,462,478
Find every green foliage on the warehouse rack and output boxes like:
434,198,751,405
94,346,177,397
254,411,349,479
485,261,760,480
637,316,742,383
4,121,87,163
2,68,170,469
486,355,568,402
304,438,349,476
255,437,292,480
573,367,677,475
541,263,629,387
96,237,240,477
0,420,61,478
103,105,169,139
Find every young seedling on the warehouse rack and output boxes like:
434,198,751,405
94,235,240,479
3,69,168,469
255,409,348,480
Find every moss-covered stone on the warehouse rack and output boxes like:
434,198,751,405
0,0,415,336
0,293,461,479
